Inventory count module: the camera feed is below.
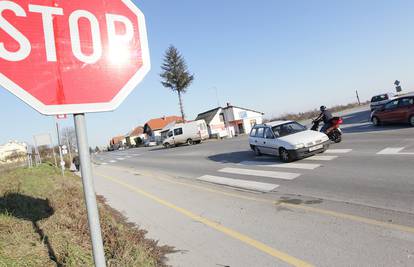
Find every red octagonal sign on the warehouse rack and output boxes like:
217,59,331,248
0,0,150,115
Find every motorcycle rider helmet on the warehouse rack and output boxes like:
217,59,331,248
320,106,327,112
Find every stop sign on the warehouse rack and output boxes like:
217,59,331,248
0,0,150,115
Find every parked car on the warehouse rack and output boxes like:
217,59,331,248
163,120,209,148
249,121,330,162
371,94,414,126
370,93,395,111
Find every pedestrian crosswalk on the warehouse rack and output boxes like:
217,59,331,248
219,167,300,180
240,161,321,170
197,175,279,193
198,149,353,193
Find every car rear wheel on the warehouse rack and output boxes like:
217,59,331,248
164,143,170,149
409,116,414,127
372,116,380,126
187,139,194,145
279,148,292,163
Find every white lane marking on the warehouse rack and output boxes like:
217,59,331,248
132,154,141,156
325,149,352,154
377,147,414,155
109,160,117,163
304,155,338,161
240,161,321,170
219,167,300,180
197,175,279,193
101,162,108,165
117,158,125,161
126,156,132,158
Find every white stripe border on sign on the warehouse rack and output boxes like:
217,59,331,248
219,167,300,180
197,175,279,193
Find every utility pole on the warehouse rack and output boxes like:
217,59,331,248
56,122,65,176
356,90,361,105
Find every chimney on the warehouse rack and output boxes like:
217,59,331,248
162,116,166,120
226,102,231,107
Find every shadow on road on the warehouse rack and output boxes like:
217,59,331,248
0,193,61,266
208,150,263,163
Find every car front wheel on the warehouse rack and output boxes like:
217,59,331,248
279,148,292,163
372,116,380,126
409,116,414,127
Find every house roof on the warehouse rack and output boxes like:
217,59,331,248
223,105,264,115
127,126,144,137
144,116,183,132
195,108,221,124
110,135,124,145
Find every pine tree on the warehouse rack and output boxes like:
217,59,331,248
160,46,194,121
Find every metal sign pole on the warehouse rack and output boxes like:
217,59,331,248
73,113,106,267
56,123,65,176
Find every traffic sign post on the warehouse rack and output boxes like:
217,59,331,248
74,114,106,267
0,1,150,266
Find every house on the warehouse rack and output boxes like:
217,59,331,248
109,135,125,149
125,126,146,147
196,103,264,138
195,108,228,138
222,103,264,135
0,141,28,163
143,116,183,143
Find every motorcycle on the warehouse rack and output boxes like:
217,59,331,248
311,117,343,143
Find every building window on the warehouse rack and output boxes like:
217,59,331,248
219,113,225,122
250,119,257,127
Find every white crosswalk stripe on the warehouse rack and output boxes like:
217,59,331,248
304,155,338,161
240,161,321,170
325,149,352,154
197,175,279,193
109,160,117,163
219,167,300,180
101,162,108,165
377,147,414,155
117,158,125,161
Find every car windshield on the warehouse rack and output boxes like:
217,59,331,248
371,94,388,102
272,122,306,137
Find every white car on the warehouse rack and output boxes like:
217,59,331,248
249,121,330,162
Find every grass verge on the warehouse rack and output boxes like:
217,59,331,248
0,164,173,266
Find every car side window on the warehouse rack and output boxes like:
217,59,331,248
250,128,257,137
399,98,414,107
168,131,173,137
385,100,399,110
174,128,183,136
264,128,274,139
272,126,281,138
256,127,264,138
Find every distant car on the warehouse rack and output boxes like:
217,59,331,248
371,94,414,126
249,121,330,162
370,93,395,111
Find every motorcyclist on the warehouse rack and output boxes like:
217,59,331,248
315,106,333,133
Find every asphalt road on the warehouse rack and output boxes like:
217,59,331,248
92,107,414,267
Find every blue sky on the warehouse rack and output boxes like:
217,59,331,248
1,0,414,147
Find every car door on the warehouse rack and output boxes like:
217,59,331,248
255,127,266,153
173,128,184,145
395,98,414,122
263,127,278,155
380,99,400,122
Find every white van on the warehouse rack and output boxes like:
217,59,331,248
163,120,209,148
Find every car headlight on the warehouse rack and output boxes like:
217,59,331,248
293,143,305,149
